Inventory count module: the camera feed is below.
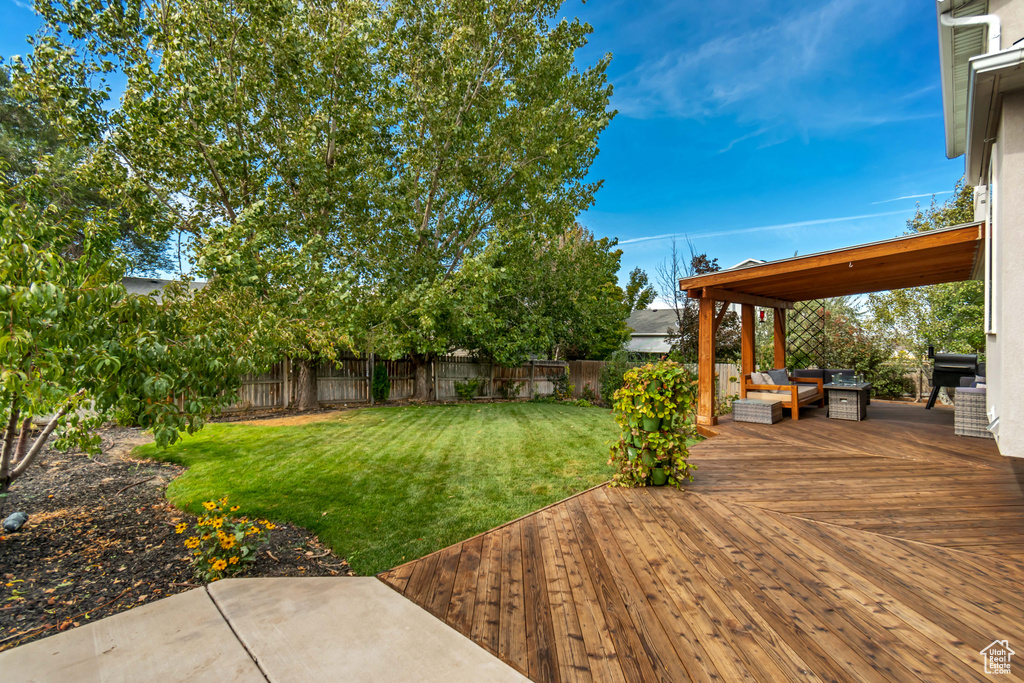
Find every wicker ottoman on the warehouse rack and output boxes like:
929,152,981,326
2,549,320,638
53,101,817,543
955,387,993,439
733,398,783,424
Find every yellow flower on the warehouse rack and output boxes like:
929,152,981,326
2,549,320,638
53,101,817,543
175,523,188,534
212,559,227,571
210,518,223,529
220,537,236,550
202,501,217,511
228,557,239,565
184,537,200,549
219,497,228,505
263,522,276,530
230,505,240,512
246,527,259,536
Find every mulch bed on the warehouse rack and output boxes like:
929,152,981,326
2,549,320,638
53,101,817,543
0,426,352,652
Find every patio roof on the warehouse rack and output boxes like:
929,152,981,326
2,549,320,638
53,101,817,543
678,221,984,304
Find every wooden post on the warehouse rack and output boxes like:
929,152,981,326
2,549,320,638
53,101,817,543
773,307,787,370
697,296,716,426
368,352,375,406
432,358,438,401
282,358,290,409
740,304,755,379
489,362,495,398
529,360,536,399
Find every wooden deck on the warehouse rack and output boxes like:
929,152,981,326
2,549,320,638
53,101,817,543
379,402,1024,682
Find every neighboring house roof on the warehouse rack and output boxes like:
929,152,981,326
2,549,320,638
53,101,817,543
728,258,766,270
122,277,207,301
625,309,680,354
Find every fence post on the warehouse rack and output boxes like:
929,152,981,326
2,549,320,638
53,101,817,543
489,361,495,398
529,360,536,399
432,358,438,401
368,353,375,406
282,358,290,409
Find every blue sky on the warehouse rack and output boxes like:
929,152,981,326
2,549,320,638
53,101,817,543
1,0,965,302
571,0,965,302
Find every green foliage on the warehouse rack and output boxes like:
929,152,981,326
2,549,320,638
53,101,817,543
17,0,617,384
598,349,635,405
608,362,698,488
871,362,916,399
141,402,617,574
867,178,983,359
496,379,524,400
453,377,484,401
624,267,656,313
0,67,171,275
0,192,254,492
551,372,573,400
178,498,271,582
371,363,390,403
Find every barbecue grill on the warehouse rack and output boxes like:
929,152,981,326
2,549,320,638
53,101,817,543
926,346,979,409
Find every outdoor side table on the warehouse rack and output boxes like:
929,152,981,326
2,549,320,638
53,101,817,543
824,382,872,421
732,398,783,424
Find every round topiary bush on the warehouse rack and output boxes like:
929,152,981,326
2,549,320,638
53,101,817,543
607,361,698,488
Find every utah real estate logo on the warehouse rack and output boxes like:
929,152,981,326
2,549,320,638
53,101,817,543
981,640,1014,675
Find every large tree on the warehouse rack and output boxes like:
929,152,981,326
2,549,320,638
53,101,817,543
361,0,613,395
18,0,614,403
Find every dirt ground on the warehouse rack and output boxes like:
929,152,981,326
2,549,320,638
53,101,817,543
0,426,352,652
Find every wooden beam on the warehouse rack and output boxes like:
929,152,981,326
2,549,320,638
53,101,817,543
712,302,729,335
679,223,982,293
697,297,717,426
740,304,755,378
687,287,795,310
773,307,786,370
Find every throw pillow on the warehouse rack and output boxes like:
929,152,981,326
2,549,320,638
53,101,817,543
750,372,770,386
767,368,790,386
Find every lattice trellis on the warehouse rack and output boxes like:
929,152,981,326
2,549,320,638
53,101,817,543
786,300,828,369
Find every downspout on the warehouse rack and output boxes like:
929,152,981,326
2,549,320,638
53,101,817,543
940,10,1002,53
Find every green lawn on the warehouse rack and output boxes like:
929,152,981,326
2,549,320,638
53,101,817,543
137,402,618,575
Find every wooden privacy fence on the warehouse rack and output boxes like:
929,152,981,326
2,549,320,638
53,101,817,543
567,360,742,404
224,356,570,412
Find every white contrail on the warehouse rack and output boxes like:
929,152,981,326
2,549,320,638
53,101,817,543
871,191,952,205
618,209,912,246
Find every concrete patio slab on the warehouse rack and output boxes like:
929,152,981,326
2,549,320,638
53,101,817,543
208,577,529,683
0,586,264,683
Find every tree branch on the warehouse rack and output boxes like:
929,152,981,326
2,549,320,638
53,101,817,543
11,401,75,480
196,141,238,222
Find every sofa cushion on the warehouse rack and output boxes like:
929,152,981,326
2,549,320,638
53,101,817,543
792,369,825,380
750,371,771,386
746,385,819,403
767,368,791,385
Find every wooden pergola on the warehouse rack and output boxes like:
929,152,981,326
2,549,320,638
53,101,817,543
678,222,985,426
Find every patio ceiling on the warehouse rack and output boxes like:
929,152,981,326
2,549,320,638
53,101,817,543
679,222,984,304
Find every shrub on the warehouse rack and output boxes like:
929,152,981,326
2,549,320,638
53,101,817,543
580,384,598,403
551,371,573,400
454,377,483,401
496,378,524,399
177,497,272,582
599,350,634,405
870,362,915,399
608,362,698,488
371,363,390,403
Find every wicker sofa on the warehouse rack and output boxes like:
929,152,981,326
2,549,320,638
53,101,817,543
740,371,824,421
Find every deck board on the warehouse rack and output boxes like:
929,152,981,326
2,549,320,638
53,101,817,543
381,402,1024,681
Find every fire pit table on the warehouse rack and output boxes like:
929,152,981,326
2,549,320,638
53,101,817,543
824,381,872,421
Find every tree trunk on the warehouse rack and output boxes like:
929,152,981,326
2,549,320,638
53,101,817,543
295,359,318,411
411,354,434,401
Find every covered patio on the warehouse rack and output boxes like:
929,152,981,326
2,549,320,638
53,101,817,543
677,222,985,426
